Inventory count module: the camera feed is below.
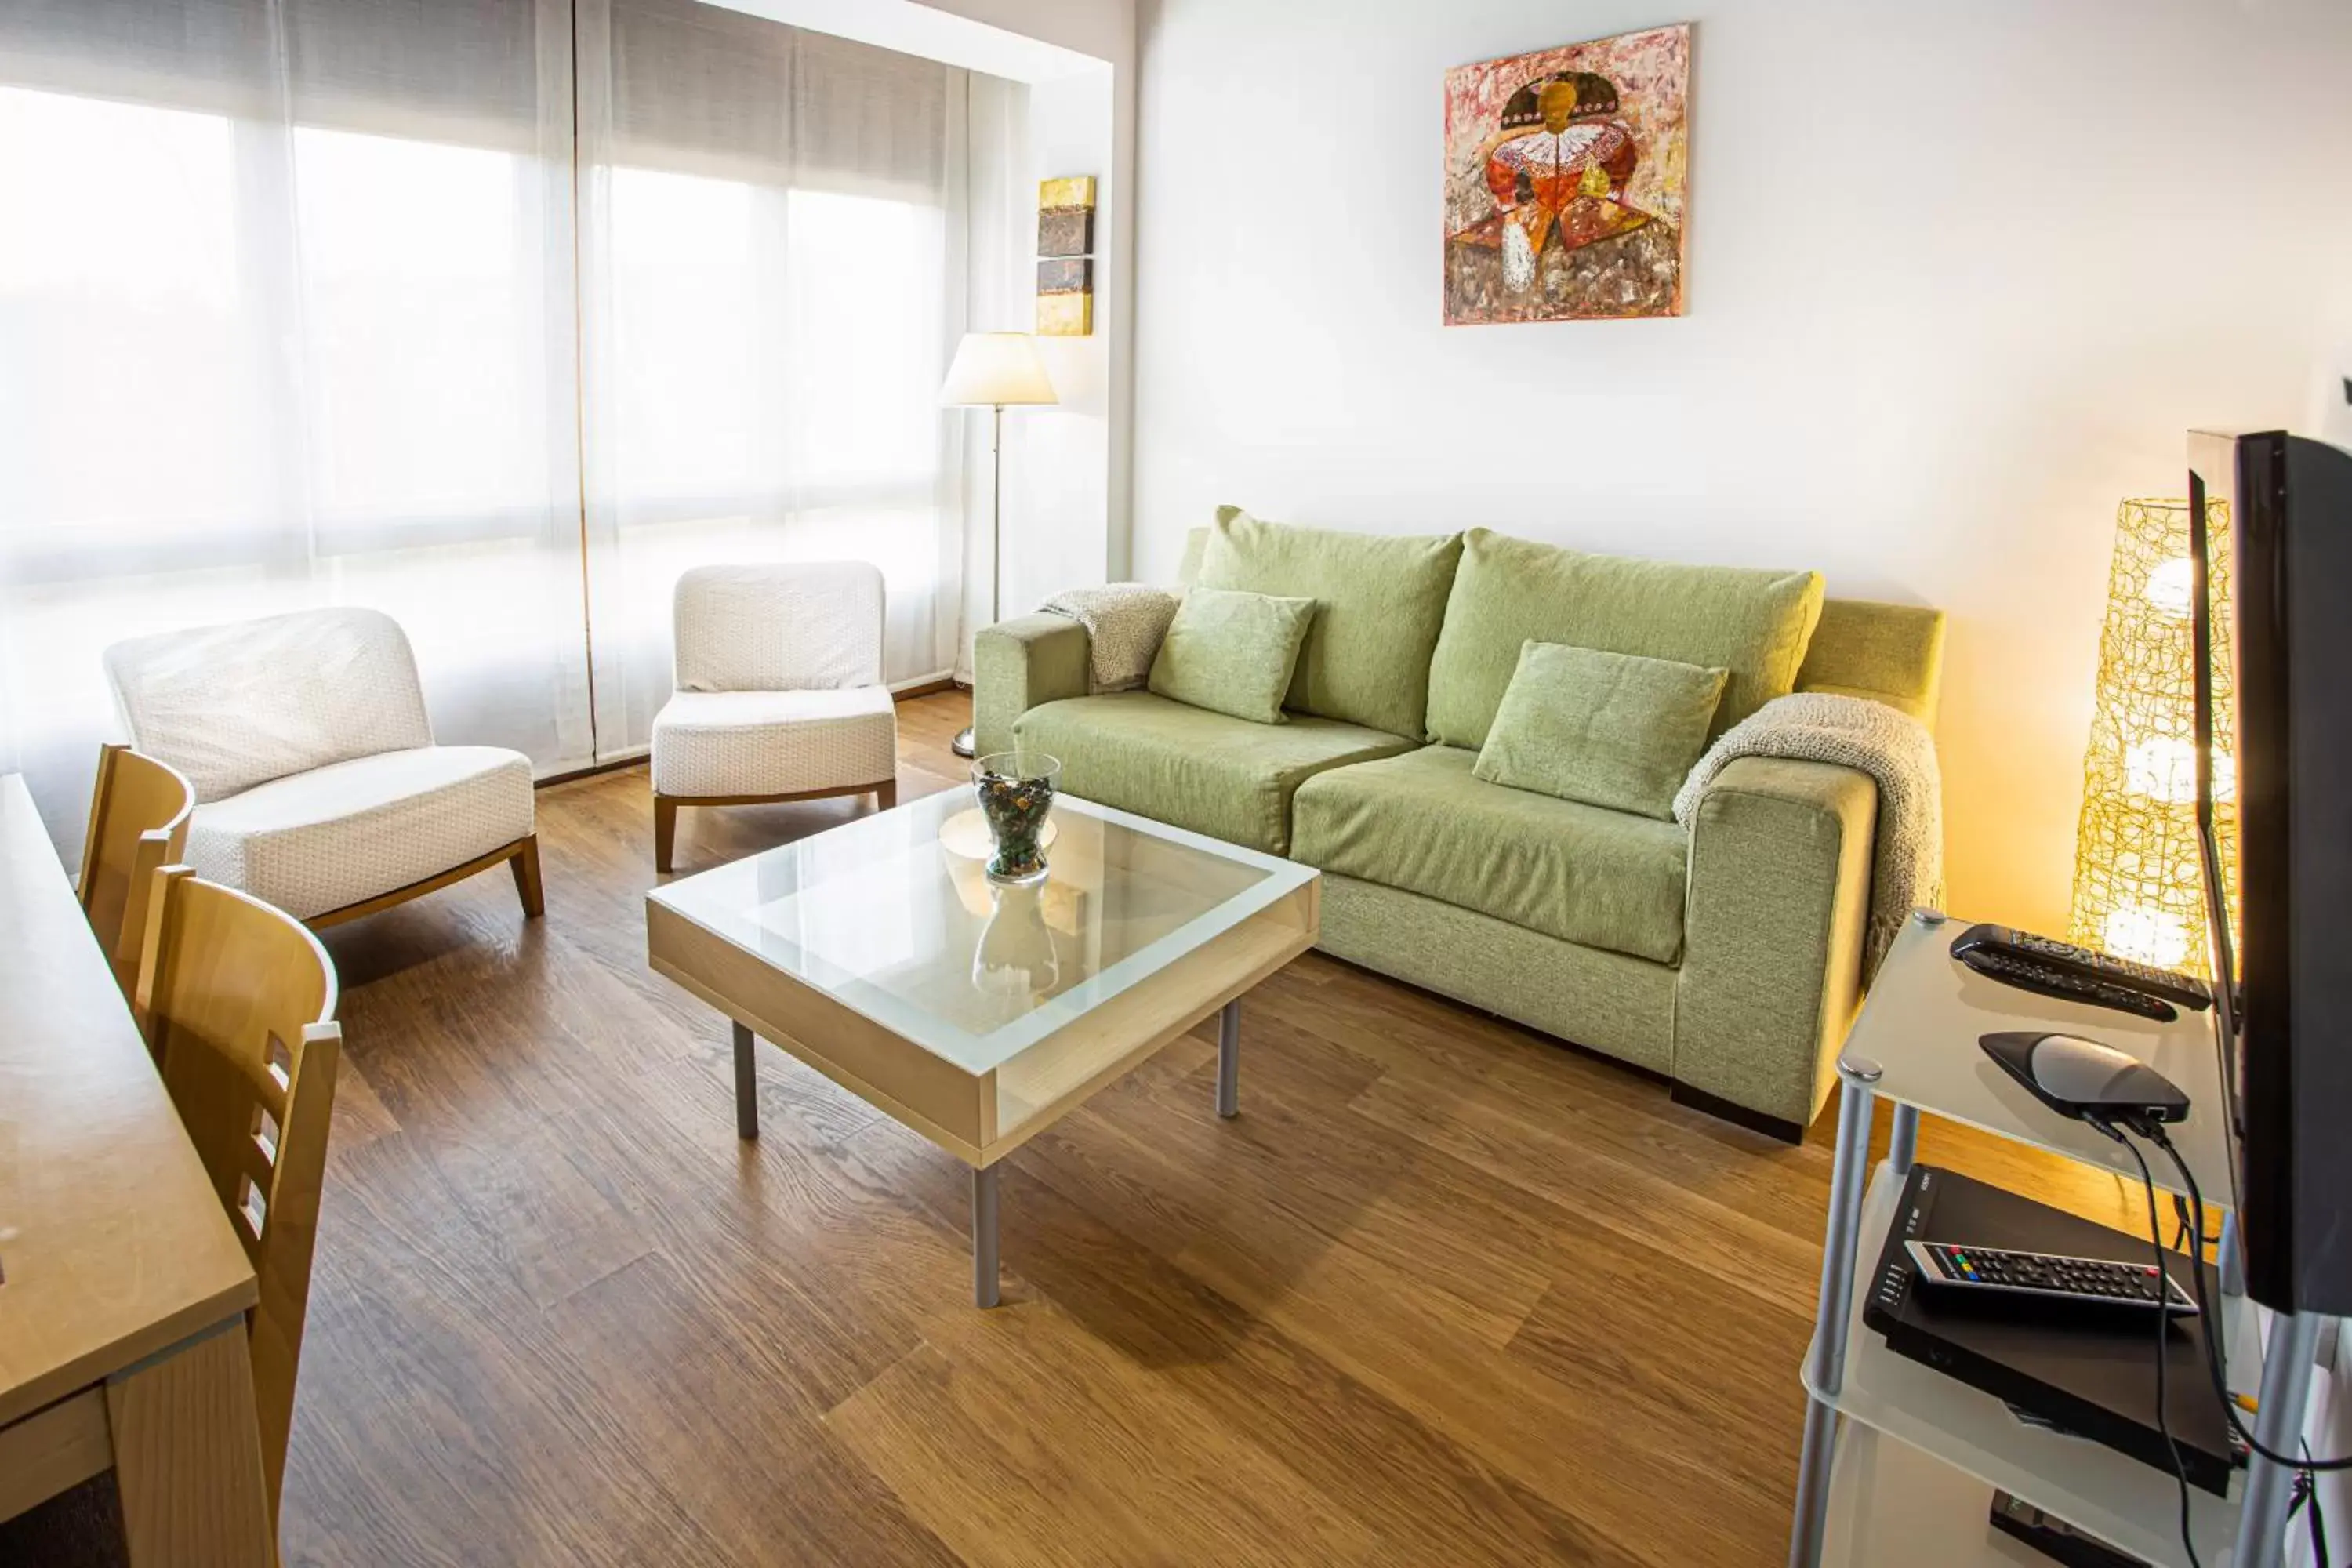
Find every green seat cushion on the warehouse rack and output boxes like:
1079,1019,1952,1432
1291,746,1688,964
1425,528,1824,752
1013,691,1416,855
1473,642,1727,820
1146,586,1316,724
1196,506,1463,739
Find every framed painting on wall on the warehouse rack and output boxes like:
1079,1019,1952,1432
1443,23,1691,324
1037,176,1095,336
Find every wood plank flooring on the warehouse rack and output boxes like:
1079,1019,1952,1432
8,691,2156,1566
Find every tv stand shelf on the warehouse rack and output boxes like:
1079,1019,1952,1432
1806,1160,2251,1566
1785,912,2324,1568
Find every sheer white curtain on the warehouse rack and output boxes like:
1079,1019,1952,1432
0,0,975,846
0,0,594,855
575,0,967,760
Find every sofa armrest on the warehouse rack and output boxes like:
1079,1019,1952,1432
1673,756,1878,1135
973,613,1091,757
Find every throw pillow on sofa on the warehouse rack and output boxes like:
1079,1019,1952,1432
1473,641,1727,820
1197,507,1462,739
1425,528,1823,752
1147,586,1317,724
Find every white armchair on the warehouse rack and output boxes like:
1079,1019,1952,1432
102,608,543,927
650,561,898,872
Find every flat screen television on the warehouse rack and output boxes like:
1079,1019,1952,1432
2187,428,2352,1316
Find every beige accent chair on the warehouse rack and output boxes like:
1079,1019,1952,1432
650,562,898,872
102,608,543,927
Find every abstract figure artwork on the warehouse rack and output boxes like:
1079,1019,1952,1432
1443,24,1690,324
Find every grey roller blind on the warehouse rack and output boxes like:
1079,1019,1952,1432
0,0,552,151
604,0,948,199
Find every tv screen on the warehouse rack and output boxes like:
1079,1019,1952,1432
2188,428,2352,1315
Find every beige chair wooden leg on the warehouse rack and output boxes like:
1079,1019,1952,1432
654,796,678,873
508,833,545,918
876,779,897,811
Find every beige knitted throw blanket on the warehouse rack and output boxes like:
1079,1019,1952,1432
1672,691,1945,980
1040,583,1181,693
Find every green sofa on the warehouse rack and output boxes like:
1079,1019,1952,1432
974,515,1944,1138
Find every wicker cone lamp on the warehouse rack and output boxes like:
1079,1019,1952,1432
2066,496,2238,975
942,332,1058,758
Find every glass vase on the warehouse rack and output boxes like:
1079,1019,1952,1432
971,750,1060,884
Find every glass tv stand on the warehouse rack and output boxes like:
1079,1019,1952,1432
1787,910,2331,1567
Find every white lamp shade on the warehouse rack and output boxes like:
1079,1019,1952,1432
939,332,1058,407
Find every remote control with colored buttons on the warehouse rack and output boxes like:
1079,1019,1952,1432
1904,1240,2200,1316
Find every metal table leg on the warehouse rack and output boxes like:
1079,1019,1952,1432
972,1163,1001,1308
2219,1207,2245,1299
732,1021,759,1140
1788,1056,1883,1568
2236,1308,2323,1565
1216,1000,1240,1119
1887,1102,1919,1178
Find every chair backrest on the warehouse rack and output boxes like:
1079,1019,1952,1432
76,743,195,997
103,606,435,803
671,561,885,694
136,866,341,1530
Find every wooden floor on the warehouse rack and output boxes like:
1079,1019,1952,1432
15,691,2155,1567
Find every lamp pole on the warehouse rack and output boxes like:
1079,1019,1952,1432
951,401,1006,760
939,331,1055,760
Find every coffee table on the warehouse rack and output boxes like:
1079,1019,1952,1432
644,788,1321,1306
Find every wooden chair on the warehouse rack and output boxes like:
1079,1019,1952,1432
136,866,342,1538
74,743,196,999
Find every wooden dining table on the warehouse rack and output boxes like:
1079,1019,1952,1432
0,772,276,1564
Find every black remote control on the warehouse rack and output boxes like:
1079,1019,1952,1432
1950,923,2212,1012
1905,1240,2199,1316
1953,944,2179,1022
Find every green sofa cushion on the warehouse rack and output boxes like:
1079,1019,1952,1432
1474,641,1726,820
1290,745,1689,964
1196,506,1462,740
1146,586,1316,724
1013,691,1416,856
1425,528,1824,753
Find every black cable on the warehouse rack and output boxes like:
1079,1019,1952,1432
2288,1452,2332,1568
2172,1192,2218,1252
2112,1126,2205,1568
2303,1440,2332,1567
2141,1124,2352,1472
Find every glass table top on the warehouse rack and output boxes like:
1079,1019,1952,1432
648,788,1319,1075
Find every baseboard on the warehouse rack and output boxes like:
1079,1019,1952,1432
1668,1081,1808,1144
535,754,647,789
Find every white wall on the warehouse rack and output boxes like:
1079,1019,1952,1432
913,0,1138,671
1130,0,2352,932
1009,67,1123,611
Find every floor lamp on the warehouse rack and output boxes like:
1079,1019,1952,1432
941,332,1058,758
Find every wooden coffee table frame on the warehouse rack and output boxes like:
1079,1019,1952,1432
646,875,1317,1306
